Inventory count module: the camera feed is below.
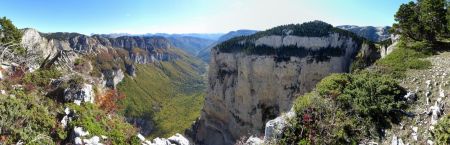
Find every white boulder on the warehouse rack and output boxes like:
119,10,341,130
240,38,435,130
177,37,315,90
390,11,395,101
74,126,89,137
75,137,83,145
429,102,442,125
83,136,102,145
152,137,172,145
404,92,416,102
64,83,94,105
411,126,418,141
245,136,263,145
391,135,404,145
168,133,190,145
264,109,295,141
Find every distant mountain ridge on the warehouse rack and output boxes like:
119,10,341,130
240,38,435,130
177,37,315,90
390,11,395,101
96,33,224,41
337,25,391,42
196,29,258,62
216,29,259,43
96,33,220,57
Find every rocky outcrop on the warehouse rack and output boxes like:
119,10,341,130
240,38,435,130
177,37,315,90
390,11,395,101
127,118,155,136
137,133,191,145
102,69,124,89
71,126,107,145
263,109,295,141
125,63,136,77
190,22,372,145
64,83,94,105
21,29,180,65
380,34,400,58
21,29,182,89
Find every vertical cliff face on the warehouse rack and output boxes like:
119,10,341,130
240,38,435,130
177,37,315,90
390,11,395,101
190,21,373,145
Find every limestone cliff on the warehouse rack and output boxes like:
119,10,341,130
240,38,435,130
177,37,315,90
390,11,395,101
189,21,377,145
21,28,186,88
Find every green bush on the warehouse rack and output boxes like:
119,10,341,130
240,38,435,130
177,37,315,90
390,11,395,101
68,104,137,145
433,115,450,144
0,91,60,144
74,58,84,66
316,73,351,97
68,74,85,87
23,68,62,88
281,72,407,144
337,72,406,117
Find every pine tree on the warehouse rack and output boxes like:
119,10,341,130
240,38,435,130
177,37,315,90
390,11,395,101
394,2,423,41
418,0,447,41
0,17,22,44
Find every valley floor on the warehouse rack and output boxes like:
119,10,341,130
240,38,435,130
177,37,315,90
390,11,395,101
382,51,450,144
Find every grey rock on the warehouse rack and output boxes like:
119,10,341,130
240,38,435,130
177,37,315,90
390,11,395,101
102,69,124,89
245,136,263,145
168,133,190,145
64,83,94,105
152,137,172,145
404,92,417,102
264,109,295,141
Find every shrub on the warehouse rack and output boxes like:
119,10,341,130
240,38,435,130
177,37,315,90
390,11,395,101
23,67,62,88
68,74,85,87
282,72,407,144
0,91,59,144
98,89,126,114
68,103,137,145
316,73,351,98
433,115,450,144
74,58,84,66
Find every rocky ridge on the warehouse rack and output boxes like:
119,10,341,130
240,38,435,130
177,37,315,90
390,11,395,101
382,51,450,145
337,25,391,42
15,28,199,144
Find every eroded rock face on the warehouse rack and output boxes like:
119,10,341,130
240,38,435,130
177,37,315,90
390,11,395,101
191,33,366,145
21,28,180,69
255,33,351,49
64,83,94,105
102,69,124,89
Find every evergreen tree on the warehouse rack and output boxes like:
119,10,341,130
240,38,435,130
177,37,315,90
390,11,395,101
0,17,24,54
418,0,447,41
0,17,22,44
394,2,423,41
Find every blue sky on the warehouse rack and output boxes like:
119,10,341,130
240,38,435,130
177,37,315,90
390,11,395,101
0,0,411,34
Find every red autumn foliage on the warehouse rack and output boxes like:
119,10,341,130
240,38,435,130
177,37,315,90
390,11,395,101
98,89,126,113
303,113,312,123
23,83,36,92
7,65,26,83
